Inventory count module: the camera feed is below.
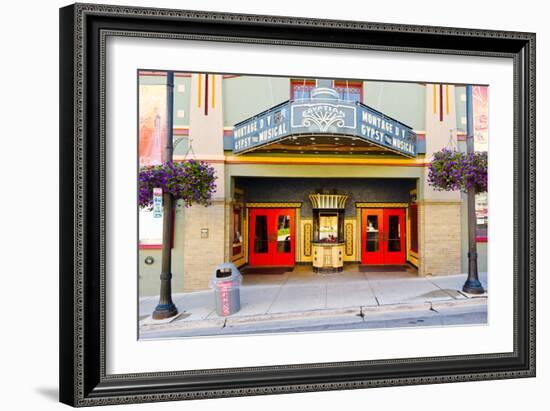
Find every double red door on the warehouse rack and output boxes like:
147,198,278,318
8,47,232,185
249,208,295,266
361,208,406,265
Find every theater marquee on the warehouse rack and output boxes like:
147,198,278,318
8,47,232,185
233,98,418,157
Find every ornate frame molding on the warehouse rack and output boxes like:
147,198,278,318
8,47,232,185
60,3,535,406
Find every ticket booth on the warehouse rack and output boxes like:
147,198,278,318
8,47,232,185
309,193,348,273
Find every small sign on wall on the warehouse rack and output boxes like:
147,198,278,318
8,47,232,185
153,188,163,218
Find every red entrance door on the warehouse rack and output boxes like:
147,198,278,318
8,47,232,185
361,208,406,265
249,208,295,266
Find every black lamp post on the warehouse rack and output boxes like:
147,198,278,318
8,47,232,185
152,71,178,319
462,85,485,295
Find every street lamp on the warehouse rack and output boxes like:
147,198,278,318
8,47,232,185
462,85,485,295
152,71,178,319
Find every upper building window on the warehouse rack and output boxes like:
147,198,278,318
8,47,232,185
291,79,363,102
334,81,363,102
291,79,316,100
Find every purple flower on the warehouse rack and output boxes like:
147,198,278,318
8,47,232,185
138,160,217,209
428,149,487,193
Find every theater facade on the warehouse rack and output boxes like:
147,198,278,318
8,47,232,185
138,73,488,295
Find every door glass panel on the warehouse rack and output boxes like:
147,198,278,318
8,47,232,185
254,215,268,253
276,214,291,253
387,215,401,252
366,215,379,252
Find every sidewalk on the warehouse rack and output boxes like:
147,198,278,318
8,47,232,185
139,268,488,338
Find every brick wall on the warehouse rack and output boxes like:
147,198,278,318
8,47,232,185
182,200,226,291
418,201,462,276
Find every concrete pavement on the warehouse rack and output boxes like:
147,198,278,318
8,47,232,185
139,267,487,339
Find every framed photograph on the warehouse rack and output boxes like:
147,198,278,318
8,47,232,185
59,2,535,407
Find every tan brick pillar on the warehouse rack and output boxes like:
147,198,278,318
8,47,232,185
418,84,462,276
417,200,462,275
182,200,226,291
181,73,227,291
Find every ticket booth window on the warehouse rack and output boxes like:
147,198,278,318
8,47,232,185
317,213,340,244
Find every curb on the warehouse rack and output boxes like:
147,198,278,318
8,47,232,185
140,297,487,334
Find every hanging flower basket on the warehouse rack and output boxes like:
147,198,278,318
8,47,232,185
428,148,488,194
138,160,217,209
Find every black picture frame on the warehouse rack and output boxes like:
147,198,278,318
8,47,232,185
59,3,536,407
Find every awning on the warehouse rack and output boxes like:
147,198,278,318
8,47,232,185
232,97,419,158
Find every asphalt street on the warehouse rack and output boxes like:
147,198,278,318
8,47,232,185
140,303,487,339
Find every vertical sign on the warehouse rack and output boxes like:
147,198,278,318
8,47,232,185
473,85,489,240
153,188,163,218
